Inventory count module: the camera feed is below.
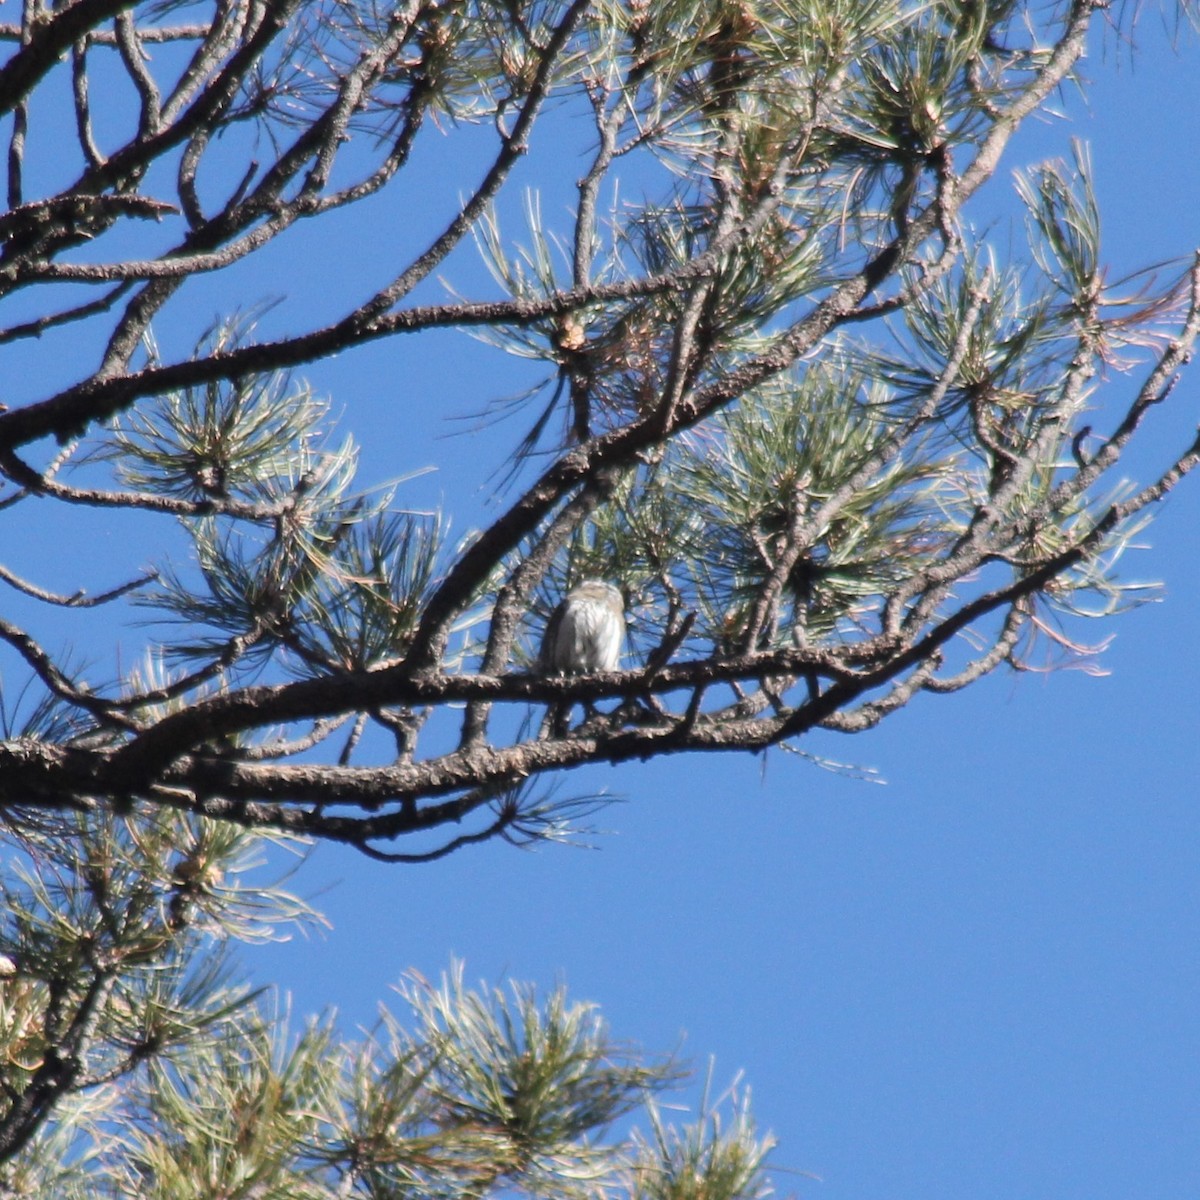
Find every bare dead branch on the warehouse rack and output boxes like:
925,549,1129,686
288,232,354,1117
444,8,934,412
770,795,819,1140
0,562,156,608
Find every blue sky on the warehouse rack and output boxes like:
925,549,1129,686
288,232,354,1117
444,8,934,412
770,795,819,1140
6,10,1199,1200
239,18,1200,1200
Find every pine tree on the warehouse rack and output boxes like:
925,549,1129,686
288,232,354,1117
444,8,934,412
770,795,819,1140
0,0,1197,1185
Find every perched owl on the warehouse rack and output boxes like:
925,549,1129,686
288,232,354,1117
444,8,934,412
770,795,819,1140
539,580,625,675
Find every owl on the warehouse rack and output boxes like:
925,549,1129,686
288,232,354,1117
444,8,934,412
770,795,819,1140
540,580,625,674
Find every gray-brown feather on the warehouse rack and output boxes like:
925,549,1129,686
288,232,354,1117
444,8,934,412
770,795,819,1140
540,580,624,674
